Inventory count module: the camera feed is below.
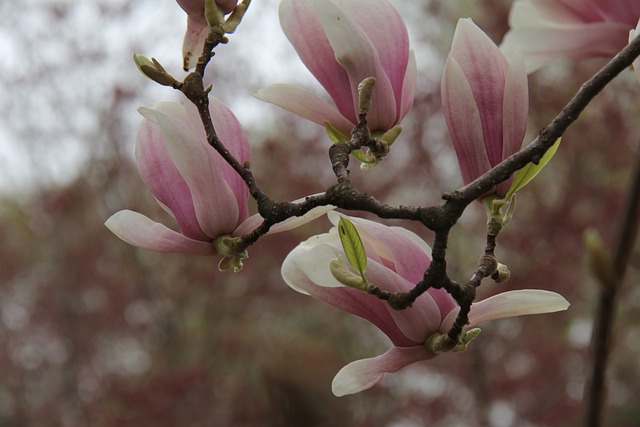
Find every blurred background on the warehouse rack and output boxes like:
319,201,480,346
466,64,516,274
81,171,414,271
1,1,639,426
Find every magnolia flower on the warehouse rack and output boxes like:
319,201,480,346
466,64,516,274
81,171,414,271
501,0,640,73
441,19,528,199
177,0,239,70
282,212,570,396
106,97,331,269
255,0,416,138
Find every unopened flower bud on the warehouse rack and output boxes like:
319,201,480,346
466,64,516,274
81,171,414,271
492,263,511,284
330,257,372,292
426,332,456,354
584,228,615,287
427,328,481,354
133,54,178,87
357,77,376,116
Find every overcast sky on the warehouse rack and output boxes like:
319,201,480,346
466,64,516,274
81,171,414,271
0,0,442,196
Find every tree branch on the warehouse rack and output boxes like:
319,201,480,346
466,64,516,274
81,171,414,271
584,142,640,427
174,16,640,351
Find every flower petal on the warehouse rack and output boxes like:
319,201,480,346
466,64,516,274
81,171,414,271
279,0,355,120
364,259,442,342
105,210,215,255
135,105,207,241
281,238,417,347
331,0,410,114
182,15,208,70
328,212,458,327
451,19,508,166
469,289,570,325
441,55,491,186
440,289,570,332
233,205,337,237
331,346,433,396
183,95,251,224
498,49,528,196
254,83,354,133
139,104,240,239
501,22,631,73
398,50,417,123
313,0,397,130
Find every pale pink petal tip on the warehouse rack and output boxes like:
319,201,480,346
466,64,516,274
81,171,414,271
331,346,432,397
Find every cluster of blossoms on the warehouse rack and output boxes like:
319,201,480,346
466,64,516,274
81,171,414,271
106,0,640,395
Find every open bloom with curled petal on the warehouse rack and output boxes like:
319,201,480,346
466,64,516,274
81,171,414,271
501,0,640,73
282,212,569,396
255,0,416,138
177,0,239,70
106,97,331,267
441,19,528,199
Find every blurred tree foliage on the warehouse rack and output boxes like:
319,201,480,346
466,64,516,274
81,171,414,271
0,1,639,426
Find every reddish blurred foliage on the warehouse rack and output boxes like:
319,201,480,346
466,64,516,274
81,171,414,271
1,1,639,427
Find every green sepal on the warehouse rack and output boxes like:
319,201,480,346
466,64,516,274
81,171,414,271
324,121,350,143
380,125,402,145
351,149,368,163
483,193,517,227
337,216,368,281
223,0,250,33
351,149,381,170
213,235,249,272
218,255,246,273
426,328,481,354
359,159,381,170
205,0,224,26
504,138,561,200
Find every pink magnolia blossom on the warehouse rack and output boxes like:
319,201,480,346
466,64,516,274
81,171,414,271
282,212,569,396
105,97,332,260
501,0,640,73
254,0,416,137
177,0,239,70
441,19,528,199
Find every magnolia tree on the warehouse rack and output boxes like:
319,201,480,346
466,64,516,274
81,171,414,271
105,0,640,425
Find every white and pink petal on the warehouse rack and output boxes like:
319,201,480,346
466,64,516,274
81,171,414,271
279,0,355,120
135,108,207,241
441,55,491,186
254,84,354,133
281,238,417,347
105,210,215,255
139,105,240,239
440,289,570,332
331,346,434,397
313,0,397,130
